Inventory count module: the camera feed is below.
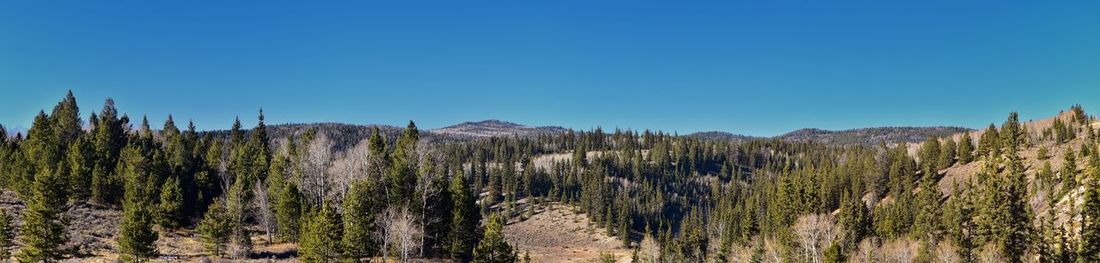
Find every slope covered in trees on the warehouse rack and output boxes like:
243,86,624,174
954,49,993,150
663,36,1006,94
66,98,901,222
0,92,1097,263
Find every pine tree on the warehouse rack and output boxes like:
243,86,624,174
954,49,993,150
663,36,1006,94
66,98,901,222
117,192,159,262
449,169,481,261
300,205,343,263
919,136,942,173
197,200,231,257
275,183,303,242
387,121,419,205
618,199,631,247
0,209,14,260
66,135,94,202
943,186,976,262
911,175,942,241
472,214,516,263
16,167,68,262
1081,181,1100,261
342,180,379,261
92,98,127,205
998,138,1032,262
156,176,185,229
49,90,82,149
836,192,870,249
939,137,957,169
978,124,1000,159
958,132,974,164
1063,149,1079,194
116,140,160,262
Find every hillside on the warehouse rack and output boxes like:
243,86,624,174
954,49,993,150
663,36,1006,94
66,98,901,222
685,131,760,142
430,120,569,139
778,126,973,145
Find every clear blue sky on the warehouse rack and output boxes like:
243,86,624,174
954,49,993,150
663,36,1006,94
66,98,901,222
2,1,1099,136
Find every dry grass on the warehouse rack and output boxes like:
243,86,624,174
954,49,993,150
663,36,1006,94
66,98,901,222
504,203,630,263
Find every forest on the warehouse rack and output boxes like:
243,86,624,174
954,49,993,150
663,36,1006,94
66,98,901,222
1,92,1099,263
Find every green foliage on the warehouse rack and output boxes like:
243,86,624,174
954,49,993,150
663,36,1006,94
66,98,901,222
0,209,15,260
943,186,976,262
66,135,94,202
92,98,127,206
341,180,379,260
17,168,68,262
197,200,231,257
1081,181,1100,261
958,132,974,164
156,176,185,229
275,183,303,242
387,121,419,205
117,197,159,262
836,192,870,249
472,214,516,263
449,170,481,261
299,205,343,263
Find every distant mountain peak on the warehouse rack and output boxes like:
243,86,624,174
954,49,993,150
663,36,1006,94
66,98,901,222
453,119,525,128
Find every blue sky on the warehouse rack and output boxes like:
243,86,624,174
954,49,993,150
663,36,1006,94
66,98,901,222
2,1,1099,136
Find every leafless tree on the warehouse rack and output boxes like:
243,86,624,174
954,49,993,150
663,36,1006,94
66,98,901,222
936,240,961,263
762,237,784,263
850,238,878,263
301,133,334,205
636,234,660,263
329,138,373,207
381,206,422,263
415,148,447,257
792,214,837,263
877,237,919,263
253,180,276,243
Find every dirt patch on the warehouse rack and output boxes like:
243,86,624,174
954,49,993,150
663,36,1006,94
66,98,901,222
504,203,630,263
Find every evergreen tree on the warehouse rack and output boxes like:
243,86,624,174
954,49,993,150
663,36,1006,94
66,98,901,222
1081,181,1100,261
156,176,185,229
116,141,160,262
66,135,94,202
1063,149,1079,194
999,145,1032,262
449,169,481,261
49,90,82,149
911,175,942,241
387,121,419,205
16,168,68,262
977,124,1000,159
472,214,516,263
197,200,231,257
943,186,975,262
0,209,14,260
939,137,957,169
958,132,974,164
836,192,870,249
300,205,343,263
117,192,159,262
92,98,127,205
342,180,379,261
275,183,303,242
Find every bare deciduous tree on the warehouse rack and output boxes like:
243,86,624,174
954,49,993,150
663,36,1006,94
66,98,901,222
636,234,660,263
253,180,276,243
936,240,961,263
792,214,837,263
301,134,334,205
850,238,878,263
381,206,422,263
329,138,373,206
877,237,919,263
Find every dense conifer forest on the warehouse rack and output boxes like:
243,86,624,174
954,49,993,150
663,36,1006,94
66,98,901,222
1,92,1099,263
